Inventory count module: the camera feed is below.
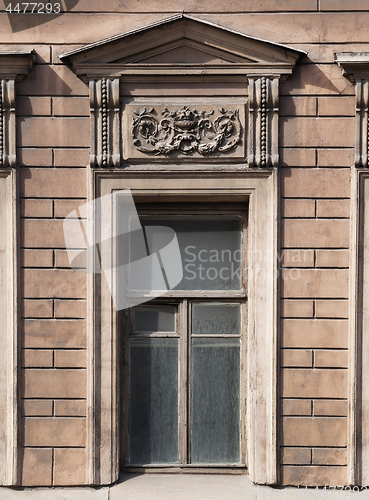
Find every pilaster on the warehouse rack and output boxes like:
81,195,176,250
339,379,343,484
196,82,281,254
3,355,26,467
248,77,279,168
90,78,120,168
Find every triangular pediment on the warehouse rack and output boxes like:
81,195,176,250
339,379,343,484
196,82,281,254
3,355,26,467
61,14,304,79
115,41,253,65
137,45,236,64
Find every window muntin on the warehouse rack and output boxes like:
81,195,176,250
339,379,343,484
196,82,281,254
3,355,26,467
123,211,246,469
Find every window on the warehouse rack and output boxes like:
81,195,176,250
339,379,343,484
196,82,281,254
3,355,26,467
121,207,247,470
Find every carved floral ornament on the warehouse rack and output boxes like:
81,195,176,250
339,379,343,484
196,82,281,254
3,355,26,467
131,105,242,156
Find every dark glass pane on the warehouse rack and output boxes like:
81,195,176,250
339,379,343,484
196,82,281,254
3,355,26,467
190,338,241,464
129,338,179,464
141,216,242,291
134,306,176,332
192,303,241,335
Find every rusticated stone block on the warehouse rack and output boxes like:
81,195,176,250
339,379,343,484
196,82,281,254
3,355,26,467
282,465,348,486
283,319,348,348
281,168,350,198
317,148,354,167
282,349,313,367
24,369,86,398
280,117,354,148
318,96,355,116
24,417,86,447
54,349,87,368
54,199,87,218
281,300,314,318
23,270,86,299
312,448,347,466
280,148,316,167
54,400,86,417
53,149,90,167
20,168,87,198
315,250,349,268
53,97,89,116
21,199,53,218
313,400,348,417
54,300,87,319
281,448,311,465
17,97,52,116
282,400,312,416
282,369,347,398
282,220,350,248
22,349,53,368
54,448,88,486
281,199,315,218
24,319,87,348
21,448,52,486
314,350,348,368
315,300,349,319
17,148,53,167
283,269,349,299
18,117,89,148
280,96,317,117
282,417,347,447
316,199,350,218
281,249,314,268
23,299,53,318
22,400,53,417
21,250,53,268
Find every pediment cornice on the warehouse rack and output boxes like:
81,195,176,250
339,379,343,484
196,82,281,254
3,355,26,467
60,14,305,81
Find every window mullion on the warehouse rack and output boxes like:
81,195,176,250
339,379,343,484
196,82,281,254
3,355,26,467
179,298,188,465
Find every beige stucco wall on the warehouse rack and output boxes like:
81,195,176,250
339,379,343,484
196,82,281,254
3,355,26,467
0,0,363,487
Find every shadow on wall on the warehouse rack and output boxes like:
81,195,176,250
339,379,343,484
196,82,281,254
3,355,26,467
6,0,80,32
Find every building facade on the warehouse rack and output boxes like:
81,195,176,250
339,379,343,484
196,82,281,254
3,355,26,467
0,0,367,488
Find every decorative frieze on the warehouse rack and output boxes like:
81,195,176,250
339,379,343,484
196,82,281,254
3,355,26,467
123,101,246,162
0,79,16,168
248,77,279,168
131,105,242,156
90,78,120,168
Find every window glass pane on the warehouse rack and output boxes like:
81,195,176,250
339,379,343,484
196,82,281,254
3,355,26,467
192,303,240,335
129,337,179,464
140,216,242,291
190,338,241,464
133,305,176,332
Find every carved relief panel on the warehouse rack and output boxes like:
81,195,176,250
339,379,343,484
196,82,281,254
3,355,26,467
123,101,246,162
89,77,281,168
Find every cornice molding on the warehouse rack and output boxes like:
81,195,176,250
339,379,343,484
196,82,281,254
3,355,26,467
0,51,35,81
60,14,304,82
336,52,369,82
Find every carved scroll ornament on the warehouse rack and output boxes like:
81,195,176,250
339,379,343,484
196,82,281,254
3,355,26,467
132,106,242,156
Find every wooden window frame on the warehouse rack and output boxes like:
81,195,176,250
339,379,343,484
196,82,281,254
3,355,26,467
120,205,248,473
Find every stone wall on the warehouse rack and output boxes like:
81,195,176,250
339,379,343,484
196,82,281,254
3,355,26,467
0,0,364,487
